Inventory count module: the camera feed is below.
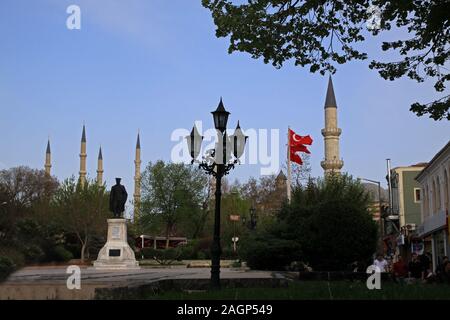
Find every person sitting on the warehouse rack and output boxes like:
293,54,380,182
436,256,449,284
408,253,424,282
392,255,408,284
373,254,388,272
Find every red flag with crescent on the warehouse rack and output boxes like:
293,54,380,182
289,129,313,146
289,128,312,165
290,149,303,165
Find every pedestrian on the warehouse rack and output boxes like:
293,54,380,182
392,255,408,284
408,253,424,281
373,254,388,272
436,256,449,284
420,252,434,281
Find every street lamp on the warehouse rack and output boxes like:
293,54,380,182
140,235,145,260
358,177,384,252
186,98,247,289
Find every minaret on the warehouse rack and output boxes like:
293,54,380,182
133,132,142,221
320,76,344,175
96,146,103,186
79,125,87,187
275,170,287,193
45,139,51,176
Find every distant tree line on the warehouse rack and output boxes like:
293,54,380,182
0,166,109,280
1,158,379,276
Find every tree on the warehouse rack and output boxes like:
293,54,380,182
202,0,450,120
0,166,58,244
240,173,378,271
140,161,208,248
281,174,378,270
284,153,312,188
218,187,251,250
52,177,109,261
240,174,287,216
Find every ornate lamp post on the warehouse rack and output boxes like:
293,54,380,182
186,98,247,289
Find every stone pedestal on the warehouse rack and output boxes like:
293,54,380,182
93,219,140,270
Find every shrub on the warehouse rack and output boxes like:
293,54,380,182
50,246,74,262
0,256,15,282
0,247,25,268
178,244,197,260
22,244,45,264
231,260,242,268
141,248,181,265
279,174,378,271
221,246,237,259
240,233,301,270
196,251,207,260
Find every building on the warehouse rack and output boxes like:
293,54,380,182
388,163,427,258
133,132,142,222
390,163,428,228
44,139,51,176
361,182,388,222
321,76,344,175
44,125,142,220
416,140,450,271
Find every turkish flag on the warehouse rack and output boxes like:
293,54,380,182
289,129,313,147
290,149,303,165
289,128,312,165
291,144,311,154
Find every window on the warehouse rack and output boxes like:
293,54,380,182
414,188,422,203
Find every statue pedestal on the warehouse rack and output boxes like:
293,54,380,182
93,219,140,270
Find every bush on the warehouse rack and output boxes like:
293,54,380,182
0,247,25,268
141,248,181,265
279,174,378,271
231,260,242,268
178,244,197,260
240,233,301,270
0,256,15,282
49,246,74,262
196,251,207,260
22,244,45,264
221,246,237,259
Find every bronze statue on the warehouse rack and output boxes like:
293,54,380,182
109,178,128,218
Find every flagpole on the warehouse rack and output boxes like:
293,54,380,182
287,126,292,203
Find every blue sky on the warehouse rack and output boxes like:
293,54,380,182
0,0,448,200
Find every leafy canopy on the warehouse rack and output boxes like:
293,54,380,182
202,0,450,120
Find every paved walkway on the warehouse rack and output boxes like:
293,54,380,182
0,266,275,300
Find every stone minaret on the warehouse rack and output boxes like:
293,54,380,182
275,170,287,192
320,76,344,175
45,139,51,176
96,147,103,186
133,132,142,221
79,125,87,187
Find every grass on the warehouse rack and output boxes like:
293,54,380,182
145,281,450,300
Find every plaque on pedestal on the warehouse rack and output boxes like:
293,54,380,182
93,219,140,270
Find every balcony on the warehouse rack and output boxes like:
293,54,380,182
417,209,447,237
